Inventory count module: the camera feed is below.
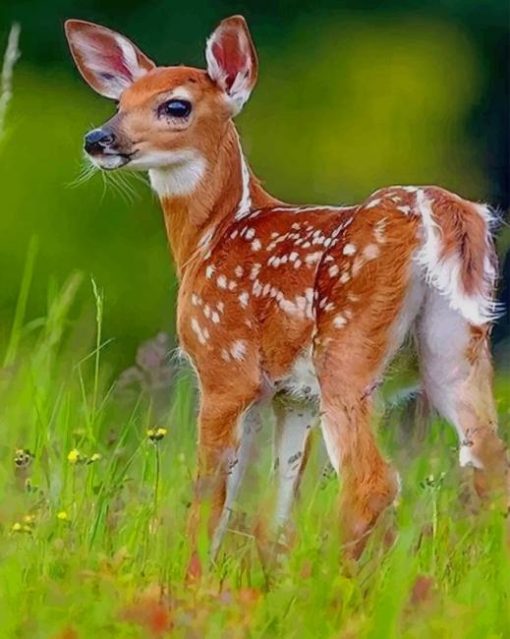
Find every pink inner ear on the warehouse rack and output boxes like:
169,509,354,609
212,32,248,91
87,30,134,81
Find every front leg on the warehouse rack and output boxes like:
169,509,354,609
187,386,260,570
211,404,263,558
273,400,316,531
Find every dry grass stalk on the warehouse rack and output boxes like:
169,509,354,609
0,24,21,139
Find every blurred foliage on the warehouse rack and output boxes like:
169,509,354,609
0,0,508,369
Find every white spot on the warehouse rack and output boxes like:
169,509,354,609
343,243,356,256
339,272,350,283
228,280,237,291
211,311,221,324
217,275,227,289
231,340,247,361
365,198,382,209
250,263,261,280
363,244,380,260
206,264,215,279
191,318,208,344
328,265,340,277
235,265,244,278
239,292,250,308
251,239,262,252
245,228,256,240
305,252,322,265
333,314,348,328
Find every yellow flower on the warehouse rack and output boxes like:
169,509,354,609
67,449,81,464
23,514,36,525
147,427,168,443
11,522,22,532
57,511,70,522
89,453,102,463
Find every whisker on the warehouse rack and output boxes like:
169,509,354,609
67,157,99,189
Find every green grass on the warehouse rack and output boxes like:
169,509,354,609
0,260,509,639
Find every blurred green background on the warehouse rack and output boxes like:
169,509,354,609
0,0,508,370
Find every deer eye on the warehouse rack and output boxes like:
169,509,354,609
158,99,192,119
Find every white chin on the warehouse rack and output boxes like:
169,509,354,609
89,154,129,171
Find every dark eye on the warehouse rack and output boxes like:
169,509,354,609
158,99,192,119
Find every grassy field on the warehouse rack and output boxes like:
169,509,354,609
0,263,509,639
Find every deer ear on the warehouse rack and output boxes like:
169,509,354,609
205,15,258,115
64,19,155,100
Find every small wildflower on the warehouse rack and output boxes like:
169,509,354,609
23,514,36,526
11,521,32,534
67,449,82,464
87,453,102,464
57,511,70,522
147,427,167,443
14,448,34,468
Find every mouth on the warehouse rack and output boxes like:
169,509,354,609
86,150,137,171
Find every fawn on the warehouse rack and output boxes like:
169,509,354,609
65,15,508,561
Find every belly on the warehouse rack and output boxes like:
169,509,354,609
274,347,320,402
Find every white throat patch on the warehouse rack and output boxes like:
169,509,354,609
146,150,207,197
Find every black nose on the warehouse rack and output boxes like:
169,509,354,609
84,128,116,155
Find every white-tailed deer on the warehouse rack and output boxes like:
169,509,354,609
65,15,508,562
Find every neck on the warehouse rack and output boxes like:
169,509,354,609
150,122,280,277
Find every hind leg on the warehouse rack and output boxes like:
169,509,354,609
319,383,399,558
418,292,509,502
314,327,401,559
